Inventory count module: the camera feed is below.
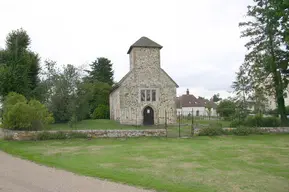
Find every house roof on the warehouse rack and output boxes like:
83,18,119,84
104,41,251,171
127,36,163,54
176,90,217,109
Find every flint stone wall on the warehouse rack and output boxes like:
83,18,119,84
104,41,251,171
194,127,289,134
1,128,166,141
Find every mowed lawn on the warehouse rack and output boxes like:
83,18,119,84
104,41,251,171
46,119,232,131
1,135,289,192
46,119,142,130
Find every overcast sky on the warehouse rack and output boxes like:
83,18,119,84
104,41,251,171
0,0,252,99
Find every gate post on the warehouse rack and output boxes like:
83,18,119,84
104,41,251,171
165,110,168,137
178,111,181,138
191,108,194,136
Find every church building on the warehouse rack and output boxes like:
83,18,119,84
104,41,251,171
109,37,178,125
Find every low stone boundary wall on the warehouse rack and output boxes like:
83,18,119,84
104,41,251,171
222,127,289,133
194,127,289,135
1,129,166,141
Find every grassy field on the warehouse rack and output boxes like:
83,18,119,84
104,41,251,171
46,119,145,130
1,135,289,192
195,119,231,127
46,119,232,131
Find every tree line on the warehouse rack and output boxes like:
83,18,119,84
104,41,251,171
0,28,114,129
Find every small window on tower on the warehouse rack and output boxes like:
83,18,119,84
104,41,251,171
141,90,145,101
152,90,156,101
146,90,151,101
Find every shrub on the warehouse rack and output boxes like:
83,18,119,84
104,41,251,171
5,102,33,130
261,116,280,127
91,104,109,119
28,99,55,125
198,126,223,136
68,114,78,128
36,131,88,140
244,115,280,127
230,115,281,128
209,122,222,128
36,131,67,140
230,120,241,128
3,92,54,130
232,126,253,136
3,92,27,108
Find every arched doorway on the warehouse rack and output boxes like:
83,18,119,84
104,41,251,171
143,106,154,125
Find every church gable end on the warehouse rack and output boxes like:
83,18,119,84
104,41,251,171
110,37,178,125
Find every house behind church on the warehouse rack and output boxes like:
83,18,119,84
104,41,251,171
109,37,178,125
176,89,218,116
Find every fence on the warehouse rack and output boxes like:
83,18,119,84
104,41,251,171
164,110,222,138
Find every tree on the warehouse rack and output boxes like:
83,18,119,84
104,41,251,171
0,29,41,100
77,81,111,118
205,102,212,119
251,87,268,114
232,65,251,120
212,93,222,102
43,62,81,123
198,96,205,100
86,57,114,85
216,100,236,120
238,0,289,125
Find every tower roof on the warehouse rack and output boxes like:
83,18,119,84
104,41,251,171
127,36,163,54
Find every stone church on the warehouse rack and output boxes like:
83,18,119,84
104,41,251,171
109,37,178,125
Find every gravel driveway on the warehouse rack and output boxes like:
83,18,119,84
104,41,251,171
0,151,152,192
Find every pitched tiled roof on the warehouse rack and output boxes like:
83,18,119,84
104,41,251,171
127,36,163,54
176,90,217,109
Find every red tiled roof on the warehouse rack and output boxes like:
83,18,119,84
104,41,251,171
176,90,217,109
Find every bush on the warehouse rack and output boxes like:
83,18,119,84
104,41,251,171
198,126,264,136
232,126,253,136
261,116,280,127
5,102,33,130
244,115,280,127
230,115,281,128
3,92,54,130
198,126,223,136
230,120,241,128
91,104,109,119
28,99,55,125
68,114,78,128
36,131,88,140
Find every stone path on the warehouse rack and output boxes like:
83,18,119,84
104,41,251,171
0,151,152,192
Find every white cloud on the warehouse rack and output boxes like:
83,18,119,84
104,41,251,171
0,0,253,99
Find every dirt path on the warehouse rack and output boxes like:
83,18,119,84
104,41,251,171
0,151,152,192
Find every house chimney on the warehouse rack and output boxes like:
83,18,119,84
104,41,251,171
186,89,189,95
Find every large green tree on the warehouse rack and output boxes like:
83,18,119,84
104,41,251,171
0,29,41,100
212,93,222,102
77,81,111,118
42,61,81,123
216,100,236,120
86,57,114,85
238,0,289,125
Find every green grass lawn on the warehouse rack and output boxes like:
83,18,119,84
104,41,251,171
195,119,231,127
46,119,232,131
179,118,231,128
1,135,289,192
46,119,147,130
